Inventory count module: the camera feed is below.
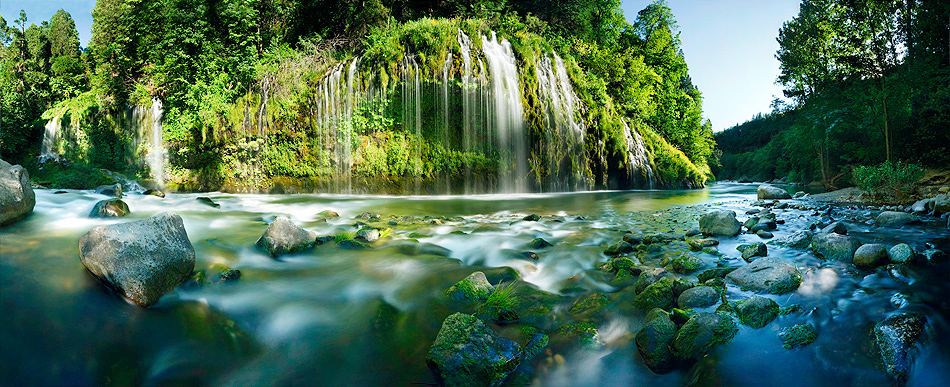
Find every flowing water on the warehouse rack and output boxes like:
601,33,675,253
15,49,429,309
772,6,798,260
2,184,948,386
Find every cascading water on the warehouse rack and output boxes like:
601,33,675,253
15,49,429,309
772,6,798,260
536,53,587,191
622,119,654,189
40,116,61,161
480,32,527,193
148,97,166,189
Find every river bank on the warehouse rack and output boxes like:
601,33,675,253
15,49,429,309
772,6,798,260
1,183,948,386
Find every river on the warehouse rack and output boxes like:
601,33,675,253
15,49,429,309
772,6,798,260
1,183,948,386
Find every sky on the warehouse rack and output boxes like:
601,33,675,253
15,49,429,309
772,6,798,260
1,0,801,132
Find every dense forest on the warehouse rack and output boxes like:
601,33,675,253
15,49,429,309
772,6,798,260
1,0,716,193
715,0,949,190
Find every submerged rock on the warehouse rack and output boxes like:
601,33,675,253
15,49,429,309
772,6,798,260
853,243,888,269
255,216,318,257
95,183,122,198
726,256,802,294
143,189,165,198
736,296,779,328
779,324,817,349
875,211,920,228
740,242,768,262
811,233,861,262
636,309,678,373
0,159,35,225
672,312,738,360
699,210,741,237
427,313,521,387
687,238,719,251
196,196,220,208
527,238,553,249
769,230,813,249
604,241,634,256
820,221,848,235
89,199,130,218
79,212,196,307
445,271,494,302
874,313,926,384
757,184,791,200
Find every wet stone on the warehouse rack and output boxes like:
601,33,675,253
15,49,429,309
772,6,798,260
853,243,888,269
779,324,817,349
887,244,915,264
677,286,719,308
874,313,926,384
736,296,779,328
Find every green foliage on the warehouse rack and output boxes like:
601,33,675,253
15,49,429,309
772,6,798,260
485,281,519,310
29,160,115,189
853,161,923,202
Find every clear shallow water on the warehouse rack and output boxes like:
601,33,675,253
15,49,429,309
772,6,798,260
1,183,948,386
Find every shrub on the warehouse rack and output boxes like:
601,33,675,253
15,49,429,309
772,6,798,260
853,161,924,202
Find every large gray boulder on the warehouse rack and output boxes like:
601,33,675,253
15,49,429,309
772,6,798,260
677,286,719,308
726,256,802,294
875,211,921,228
933,194,950,216
811,233,861,262
757,184,791,200
79,212,196,307
427,313,521,387
699,210,741,237
672,312,738,360
0,158,36,225
874,313,926,384
255,216,318,257
636,309,678,373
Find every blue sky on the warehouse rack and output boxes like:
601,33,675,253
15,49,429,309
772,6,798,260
2,0,801,132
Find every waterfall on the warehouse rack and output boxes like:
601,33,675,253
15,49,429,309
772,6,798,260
536,53,587,191
40,116,61,161
481,32,527,193
401,55,423,193
622,119,654,189
147,97,166,189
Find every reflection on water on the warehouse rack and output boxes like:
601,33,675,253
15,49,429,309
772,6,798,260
1,183,948,386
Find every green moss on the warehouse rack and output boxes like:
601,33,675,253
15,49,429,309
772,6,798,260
569,292,610,321
779,324,817,349
669,252,703,273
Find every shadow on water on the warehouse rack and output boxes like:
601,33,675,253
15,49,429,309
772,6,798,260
1,182,947,386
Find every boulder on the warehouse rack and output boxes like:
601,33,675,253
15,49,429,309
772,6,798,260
874,313,926,384
668,252,703,273
853,243,888,269
740,242,768,262
445,271,494,302
687,238,719,251
89,199,130,218
355,228,380,242
634,267,668,295
726,257,802,294
635,309,678,373
756,230,774,239
769,230,814,250
875,211,921,228
820,221,848,235
699,210,741,237
255,216,318,257
143,189,165,198
604,241,634,256
677,286,719,308
757,184,791,200
909,198,934,215
736,296,779,328
78,212,196,307
672,312,738,360
634,276,693,311
933,194,950,216
0,159,36,225
921,249,946,263
427,313,521,387
95,183,122,198
811,233,861,262
887,243,916,264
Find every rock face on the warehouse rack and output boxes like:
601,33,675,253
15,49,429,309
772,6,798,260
811,233,861,262
672,312,738,360
255,216,318,257
79,212,196,307
726,257,802,294
757,184,791,200
89,199,130,218
875,211,920,228
874,313,926,384
0,159,36,225
445,271,494,302
427,313,521,387
677,286,719,308
736,296,779,328
770,230,813,249
699,210,741,237
853,243,888,269
636,309,678,373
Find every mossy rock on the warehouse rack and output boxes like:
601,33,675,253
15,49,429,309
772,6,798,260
672,312,738,360
633,276,694,311
668,252,703,273
697,267,737,283
527,238,553,249
426,313,522,387
551,322,600,350
735,296,778,328
338,239,371,250
635,308,678,374
779,324,817,349
569,292,610,322
445,271,495,303
604,241,635,256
